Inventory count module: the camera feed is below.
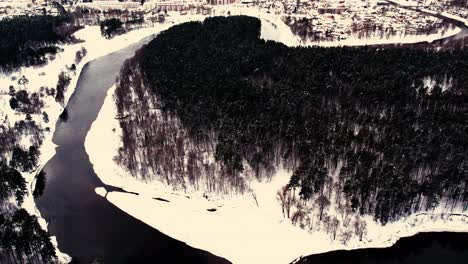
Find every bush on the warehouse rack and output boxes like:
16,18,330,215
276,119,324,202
100,18,124,38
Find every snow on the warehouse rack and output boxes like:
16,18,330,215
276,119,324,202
305,26,461,47
422,9,468,28
422,74,453,93
86,85,467,264
95,187,107,197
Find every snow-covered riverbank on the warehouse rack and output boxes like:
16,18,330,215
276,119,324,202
87,85,468,264
305,25,461,47
0,20,196,263
387,0,468,27
214,5,463,47
422,9,468,28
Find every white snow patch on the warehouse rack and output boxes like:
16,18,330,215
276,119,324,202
422,74,454,93
309,26,461,47
95,187,107,198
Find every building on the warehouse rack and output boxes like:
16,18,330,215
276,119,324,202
208,0,236,5
318,7,347,15
376,0,391,6
155,1,188,12
76,1,141,11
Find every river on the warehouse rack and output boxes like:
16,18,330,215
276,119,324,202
295,232,468,264
371,1,468,50
34,36,229,264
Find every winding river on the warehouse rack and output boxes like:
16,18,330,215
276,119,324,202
35,36,229,264
34,14,468,264
296,232,468,264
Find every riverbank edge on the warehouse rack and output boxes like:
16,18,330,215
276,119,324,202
22,23,181,263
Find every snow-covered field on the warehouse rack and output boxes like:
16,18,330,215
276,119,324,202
85,16,468,264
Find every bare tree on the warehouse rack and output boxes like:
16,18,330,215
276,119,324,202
322,214,331,233
354,217,367,241
291,200,306,225
316,195,330,221
340,230,353,245
337,199,353,227
277,185,295,218
330,216,340,240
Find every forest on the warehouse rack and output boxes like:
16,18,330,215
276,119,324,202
0,15,79,72
115,16,467,236
0,160,56,264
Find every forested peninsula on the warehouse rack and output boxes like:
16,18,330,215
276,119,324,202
116,16,468,228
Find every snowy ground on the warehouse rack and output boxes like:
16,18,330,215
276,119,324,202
85,16,468,264
303,26,461,47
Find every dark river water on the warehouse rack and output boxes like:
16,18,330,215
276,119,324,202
295,232,468,264
372,1,468,50
34,18,468,264
35,36,229,264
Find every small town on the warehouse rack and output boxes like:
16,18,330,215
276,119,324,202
0,0,466,44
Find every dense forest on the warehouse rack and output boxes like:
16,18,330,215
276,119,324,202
0,125,57,263
116,16,467,237
0,161,56,263
0,15,79,72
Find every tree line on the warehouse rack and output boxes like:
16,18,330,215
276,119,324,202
0,15,80,72
99,16,148,39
